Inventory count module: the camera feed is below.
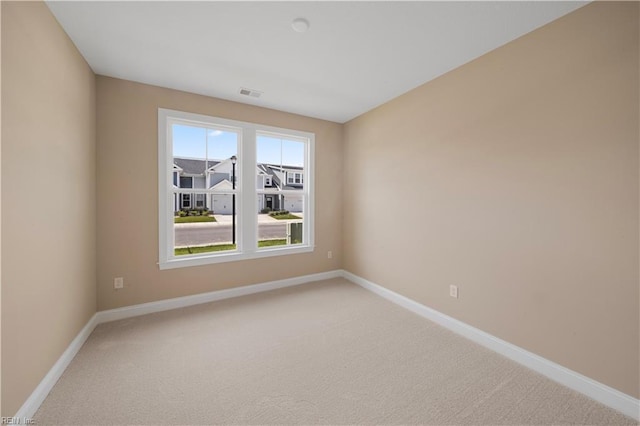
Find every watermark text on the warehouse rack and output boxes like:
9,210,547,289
1,417,35,425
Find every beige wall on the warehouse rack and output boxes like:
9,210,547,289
343,1,639,398
1,1,97,415
96,77,342,311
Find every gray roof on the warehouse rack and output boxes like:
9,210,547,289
173,158,220,175
174,158,303,190
260,164,304,189
263,163,303,171
176,159,302,174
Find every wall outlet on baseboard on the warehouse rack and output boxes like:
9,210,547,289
114,277,124,289
327,251,333,259
449,285,458,299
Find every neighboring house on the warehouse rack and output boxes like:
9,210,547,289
256,163,304,212
173,157,304,214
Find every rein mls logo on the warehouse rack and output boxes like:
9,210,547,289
1,418,34,425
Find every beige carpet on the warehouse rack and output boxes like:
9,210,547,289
35,278,636,425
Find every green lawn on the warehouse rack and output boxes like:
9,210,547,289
258,239,287,247
174,215,216,223
175,239,286,256
270,214,301,220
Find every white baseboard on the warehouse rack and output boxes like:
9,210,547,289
96,270,342,323
13,269,342,419
14,313,100,420
341,270,640,421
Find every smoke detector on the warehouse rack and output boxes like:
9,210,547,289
239,87,262,98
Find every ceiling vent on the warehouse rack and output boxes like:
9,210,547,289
239,87,262,98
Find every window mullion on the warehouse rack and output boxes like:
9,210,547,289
305,133,314,248
242,127,257,253
159,111,173,264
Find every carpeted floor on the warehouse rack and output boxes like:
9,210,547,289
34,278,636,425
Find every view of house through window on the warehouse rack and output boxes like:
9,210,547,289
256,134,306,248
172,123,239,256
159,109,314,269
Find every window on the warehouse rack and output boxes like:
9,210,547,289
178,176,193,209
287,172,303,185
195,194,205,208
181,193,191,209
256,133,307,247
158,109,314,269
179,176,193,188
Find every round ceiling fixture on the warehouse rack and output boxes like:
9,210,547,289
291,18,310,33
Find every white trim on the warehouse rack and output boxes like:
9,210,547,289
159,244,314,270
13,270,343,418
158,108,176,267
98,270,340,323
14,314,100,420
171,188,235,195
209,179,232,190
241,127,256,256
340,270,640,421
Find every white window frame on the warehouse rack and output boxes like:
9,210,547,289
158,108,315,270
287,171,303,185
181,193,191,209
195,193,205,208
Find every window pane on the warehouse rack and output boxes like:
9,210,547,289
172,123,239,256
257,135,304,169
256,196,304,247
174,197,238,256
172,124,240,188
256,136,305,190
256,134,305,249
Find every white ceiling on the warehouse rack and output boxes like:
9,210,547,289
46,1,587,124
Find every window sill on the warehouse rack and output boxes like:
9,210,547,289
158,245,314,270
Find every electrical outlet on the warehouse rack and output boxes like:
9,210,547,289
327,251,333,259
114,277,124,289
449,285,458,299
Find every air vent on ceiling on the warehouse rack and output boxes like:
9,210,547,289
239,87,262,98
